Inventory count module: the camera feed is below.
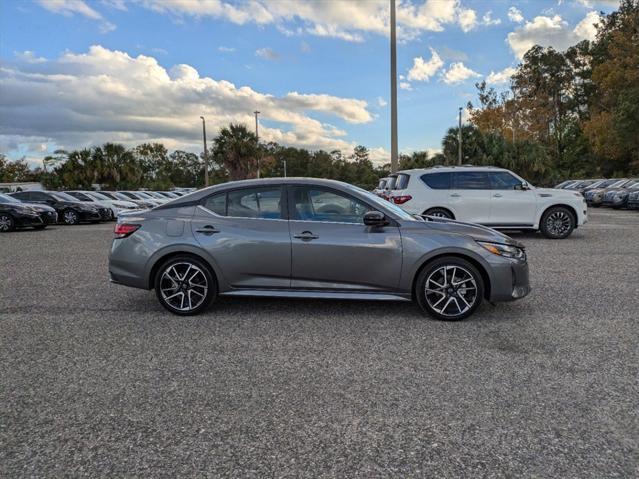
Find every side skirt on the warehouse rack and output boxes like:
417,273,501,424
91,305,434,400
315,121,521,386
220,289,411,302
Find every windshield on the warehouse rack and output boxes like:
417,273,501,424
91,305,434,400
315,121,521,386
98,191,117,200
135,191,154,199
0,193,20,203
348,185,416,221
86,191,110,201
51,192,77,201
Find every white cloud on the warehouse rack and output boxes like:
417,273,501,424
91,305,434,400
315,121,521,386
458,8,477,32
508,7,524,23
14,51,46,64
407,48,444,81
255,47,279,60
486,66,517,85
36,0,116,34
399,82,413,91
482,11,501,26
507,11,602,59
377,96,387,107
0,45,375,157
218,46,235,52
442,62,481,84
134,0,486,42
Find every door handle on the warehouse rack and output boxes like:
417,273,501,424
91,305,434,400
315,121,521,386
493,193,503,198
294,231,319,240
450,193,461,198
196,225,219,235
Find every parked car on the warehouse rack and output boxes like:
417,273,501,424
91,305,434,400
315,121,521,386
10,191,103,225
0,192,58,226
155,191,180,200
0,197,45,232
374,178,389,196
65,190,138,219
117,191,163,208
98,191,155,209
555,180,578,189
566,179,603,193
627,189,639,210
584,179,629,206
140,191,170,204
388,166,587,239
602,180,639,208
109,178,530,321
381,175,397,200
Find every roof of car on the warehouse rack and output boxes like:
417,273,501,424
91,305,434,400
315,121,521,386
399,165,510,175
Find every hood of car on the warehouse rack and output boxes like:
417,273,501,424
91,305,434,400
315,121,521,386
533,187,581,199
418,216,523,248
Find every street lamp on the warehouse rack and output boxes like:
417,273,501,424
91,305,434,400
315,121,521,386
458,107,463,166
200,116,209,187
254,110,260,179
390,0,398,173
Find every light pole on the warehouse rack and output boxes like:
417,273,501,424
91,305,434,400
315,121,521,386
390,0,398,173
458,107,463,166
254,110,260,179
200,116,209,186
282,159,287,178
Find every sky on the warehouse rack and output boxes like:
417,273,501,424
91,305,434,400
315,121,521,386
0,0,621,167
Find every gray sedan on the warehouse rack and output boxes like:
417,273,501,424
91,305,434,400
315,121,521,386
109,178,530,321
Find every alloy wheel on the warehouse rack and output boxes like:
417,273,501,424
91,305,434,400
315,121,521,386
159,262,209,312
63,210,78,225
546,211,571,237
424,265,478,318
0,215,13,232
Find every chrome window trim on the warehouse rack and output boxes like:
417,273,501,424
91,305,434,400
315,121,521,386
197,205,287,222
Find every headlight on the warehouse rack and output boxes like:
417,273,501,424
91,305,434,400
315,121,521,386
477,241,526,261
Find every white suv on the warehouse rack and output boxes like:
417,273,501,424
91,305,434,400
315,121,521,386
390,166,588,239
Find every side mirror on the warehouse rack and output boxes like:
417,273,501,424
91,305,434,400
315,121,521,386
515,181,530,191
363,210,388,227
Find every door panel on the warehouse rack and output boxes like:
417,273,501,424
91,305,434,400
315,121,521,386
449,172,492,223
488,172,537,225
192,187,291,289
288,186,402,291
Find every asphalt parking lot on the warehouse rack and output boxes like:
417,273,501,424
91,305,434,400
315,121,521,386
1,208,637,478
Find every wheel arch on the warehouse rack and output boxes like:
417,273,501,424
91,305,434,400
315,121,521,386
146,246,223,290
411,252,491,301
422,206,456,219
540,203,577,225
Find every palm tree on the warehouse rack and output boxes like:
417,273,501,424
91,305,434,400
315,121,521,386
212,124,258,181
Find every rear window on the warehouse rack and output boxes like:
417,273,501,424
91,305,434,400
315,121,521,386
385,177,397,190
394,174,410,189
421,172,451,190
377,179,387,189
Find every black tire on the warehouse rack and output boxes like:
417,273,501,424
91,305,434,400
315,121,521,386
415,257,484,321
423,207,454,219
62,209,79,225
540,206,575,239
0,214,15,232
154,255,217,316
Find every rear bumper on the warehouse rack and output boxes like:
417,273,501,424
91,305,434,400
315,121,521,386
488,260,531,303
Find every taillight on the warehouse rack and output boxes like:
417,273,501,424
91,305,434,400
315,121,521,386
114,223,140,239
392,195,412,204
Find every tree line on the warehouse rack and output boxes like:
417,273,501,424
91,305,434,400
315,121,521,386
1,1,636,190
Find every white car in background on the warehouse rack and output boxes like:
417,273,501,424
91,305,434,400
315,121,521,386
65,190,138,219
390,166,588,239
373,177,389,196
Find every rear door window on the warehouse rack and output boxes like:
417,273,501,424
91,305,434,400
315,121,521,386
453,172,491,190
227,187,282,219
203,192,226,216
421,172,451,190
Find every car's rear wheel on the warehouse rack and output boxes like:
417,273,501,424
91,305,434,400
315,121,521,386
540,206,575,239
154,255,217,316
62,209,79,225
415,257,484,321
423,207,454,219
0,214,15,232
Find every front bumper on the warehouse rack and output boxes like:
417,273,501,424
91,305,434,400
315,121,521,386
78,210,102,222
15,213,44,228
489,259,531,303
39,210,58,224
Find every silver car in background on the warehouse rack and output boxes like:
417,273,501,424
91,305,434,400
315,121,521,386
109,178,530,321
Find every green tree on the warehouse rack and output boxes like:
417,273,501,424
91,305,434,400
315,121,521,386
212,124,259,181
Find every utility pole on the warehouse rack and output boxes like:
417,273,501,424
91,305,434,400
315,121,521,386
390,0,398,173
458,107,463,166
254,110,260,179
282,159,287,178
200,116,209,187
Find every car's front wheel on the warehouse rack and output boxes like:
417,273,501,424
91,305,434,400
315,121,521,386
415,257,484,321
154,255,217,315
0,214,15,232
540,206,575,239
62,209,79,225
